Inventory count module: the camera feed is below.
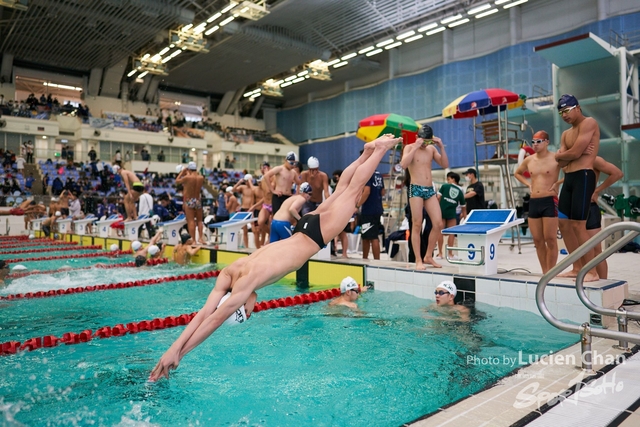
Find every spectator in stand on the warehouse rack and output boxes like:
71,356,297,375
42,173,49,195
15,154,25,174
125,150,131,163
182,152,189,164
61,145,68,161
154,195,174,222
88,146,97,162
69,192,84,219
11,178,21,195
25,173,34,193
51,176,64,196
39,94,46,105
157,150,165,162
26,140,34,164
463,168,485,214
114,150,122,166
357,168,385,260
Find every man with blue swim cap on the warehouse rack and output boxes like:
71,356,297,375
150,134,401,381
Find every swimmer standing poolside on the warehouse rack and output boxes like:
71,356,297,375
149,134,400,381
177,162,205,243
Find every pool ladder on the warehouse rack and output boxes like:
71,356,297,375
536,222,640,371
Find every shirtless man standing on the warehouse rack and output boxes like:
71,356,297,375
300,156,330,215
249,175,265,248
225,186,239,214
58,190,70,218
114,165,143,221
514,131,562,273
177,162,205,242
269,182,312,243
232,174,256,249
257,162,273,246
149,135,400,381
264,152,301,216
400,126,449,269
555,94,600,282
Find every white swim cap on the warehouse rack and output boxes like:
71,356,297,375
244,174,252,182
226,187,233,193
286,151,297,162
112,165,121,173
188,161,197,170
55,211,61,217
340,276,359,293
12,264,28,271
307,156,319,169
28,234,35,239
436,280,457,297
299,182,312,194
110,244,119,252
217,293,247,325
131,241,142,251
176,164,183,173
147,244,160,256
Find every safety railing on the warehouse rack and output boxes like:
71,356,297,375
536,222,640,371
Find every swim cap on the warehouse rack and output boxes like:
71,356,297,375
226,187,233,193
28,234,35,239
436,280,457,297
176,164,183,173
12,264,28,271
557,94,579,110
55,211,61,217
217,293,247,325
244,174,253,182
307,156,319,169
299,182,313,194
188,161,197,170
110,244,119,252
112,165,121,173
131,241,142,251
147,244,160,256
180,234,191,245
286,151,297,162
340,276,359,293
134,255,147,267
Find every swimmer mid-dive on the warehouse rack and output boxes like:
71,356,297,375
149,134,400,381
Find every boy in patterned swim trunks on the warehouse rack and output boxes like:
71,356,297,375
176,161,205,243
400,125,449,270
149,134,400,381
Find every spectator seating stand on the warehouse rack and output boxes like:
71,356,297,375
159,213,186,245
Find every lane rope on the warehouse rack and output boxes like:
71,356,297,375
0,245,102,255
0,240,77,249
6,257,170,279
5,250,133,264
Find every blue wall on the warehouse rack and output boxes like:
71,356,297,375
281,12,640,173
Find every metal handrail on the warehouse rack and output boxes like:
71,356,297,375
445,245,485,266
536,222,640,368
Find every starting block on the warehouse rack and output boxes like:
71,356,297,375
208,211,255,251
159,213,187,245
124,214,152,241
442,209,524,275
30,216,47,231
95,214,123,238
74,215,97,235
57,217,73,234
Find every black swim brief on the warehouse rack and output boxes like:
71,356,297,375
528,196,558,219
558,169,596,221
60,208,69,216
293,213,325,249
585,202,601,231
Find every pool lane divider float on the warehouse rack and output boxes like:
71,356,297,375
0,288,342,355
5,249,133,264
0,267,219,301
6,258,170,279
0,240,78,249
0,245,102,255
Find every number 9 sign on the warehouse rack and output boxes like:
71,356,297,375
489,243,495,260
467,243,475,260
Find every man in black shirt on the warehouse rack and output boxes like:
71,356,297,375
463,168,485,214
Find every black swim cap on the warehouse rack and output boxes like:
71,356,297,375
134,255,147,267
181,234,191,245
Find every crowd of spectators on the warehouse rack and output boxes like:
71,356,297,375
0,93,91,122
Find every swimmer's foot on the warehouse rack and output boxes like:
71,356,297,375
415,262,427,271
558,269,579,278
580,272,600,282
377,135,401,151
423,257,442,268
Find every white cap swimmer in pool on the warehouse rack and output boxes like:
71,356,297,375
307,156,319,169
12,264,28,271
436,280,457,297
131,241,142,251
340,276,359,294
110,244,119,252
147,244,160,256
217,293,247,325
28,234,35,239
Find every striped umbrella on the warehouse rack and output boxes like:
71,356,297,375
356,113,419,144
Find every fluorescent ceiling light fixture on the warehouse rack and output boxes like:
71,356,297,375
297,70,309,76
193,23,207,34
285,75,298,81
305,75,310,79
385,41,402,49
159,47,170,55
326,59,341,66
397,30,416,40
441,14,462,24
376,39,394,47
161,57,172,63
170,50,182,57
243,90,256,97
503,0,528,8
448,18,470,27
366,48,383,57
333,61,348,68
221,2,237,13
468,4,491,14
170,44,175,48
495,0,511,4
207,12,222,22
151,54,162,62
240,6,249,13
281,82,292,87
358,46,375,54
292,77,306,83
475,8,499,18
418,23,438,32
205,25,219,35
404,34,424,43
341,52,357,60
426,26,446,35
142,53,150,60
219,16,235,25
182,24,193,31
138,71,149,78
127,70,137,77
275,79,284,85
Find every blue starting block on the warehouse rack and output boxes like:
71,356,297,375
442,209,524,275
159,213,187,245
74,214,97,235
208,211,255,251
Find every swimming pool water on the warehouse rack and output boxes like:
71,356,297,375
0,248,100,261
3,256,136,271
0,277,577,427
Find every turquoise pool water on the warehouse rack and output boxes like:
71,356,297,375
0,248,100,261
4,256,135,271
0,258,577,427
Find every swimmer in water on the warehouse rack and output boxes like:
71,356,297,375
328,276,367,310
424,281,470,322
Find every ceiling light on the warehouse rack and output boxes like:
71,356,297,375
404,34,424,43
326,59,341,66
418,23,438,32
503,0,528,8
138,71,149,78
341,52,357,60
205,25,220,35
441,14,462,24
142,53,150,60
170,50,182,57
376,39,394,47
358,46,375,54
161,57,172,63
220,16,234,25
170,44,175,48
426,27,446,35
191,147,196,151
281,82,292,88
385,41,402,49
468,4,491,14
127,70,137,77
207,12,222,22
274,79,284,85
448,18,470,28
333,61,348,68
495,0,511,4
366,48,383,57
297,70,309,77
150,54,162,62
240,6,249,13
285,75,297,81
397,30,415,40
475,8,499,18
159,47,170,55
221,2,237,13
193,23,207,34
182,24,193,31
292,77,306,83
243,90,256,97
